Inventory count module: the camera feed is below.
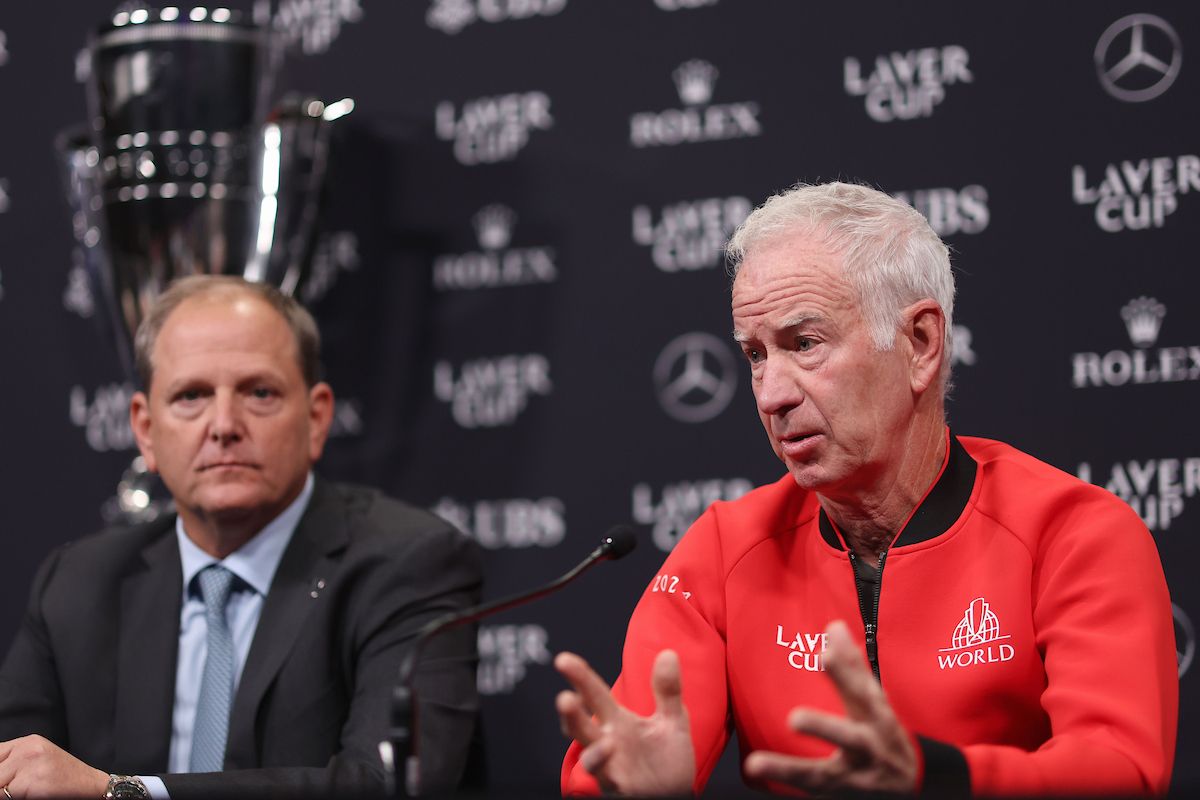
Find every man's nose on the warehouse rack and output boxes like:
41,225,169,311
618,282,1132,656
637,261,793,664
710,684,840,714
754,356,803,416
208,391,244,443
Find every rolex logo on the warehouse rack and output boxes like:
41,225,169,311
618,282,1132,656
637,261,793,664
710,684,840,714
673,59,718,106
473,204,517,251
1121,296,1166,348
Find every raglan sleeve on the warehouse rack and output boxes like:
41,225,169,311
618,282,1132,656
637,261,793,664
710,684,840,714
562,505,733,796
955,492,1177,796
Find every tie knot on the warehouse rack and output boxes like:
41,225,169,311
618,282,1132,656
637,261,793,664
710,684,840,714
196,565,236,612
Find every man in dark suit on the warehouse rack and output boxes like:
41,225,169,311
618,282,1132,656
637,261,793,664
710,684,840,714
0,276,481,798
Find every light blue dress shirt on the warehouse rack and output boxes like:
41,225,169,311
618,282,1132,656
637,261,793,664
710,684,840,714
140,474,314,799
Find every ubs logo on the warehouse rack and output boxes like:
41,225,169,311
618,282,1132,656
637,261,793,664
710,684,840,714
891,185,989,236
1095,14,1182,103
426,0,566,35
629,59,762,148
432,495,566,549
653,332,738,423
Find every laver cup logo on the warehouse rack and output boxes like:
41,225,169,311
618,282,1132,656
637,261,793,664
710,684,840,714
434,353,552,428
1072,297,1200,388
631,195,750,272
1071,155,1199,232
1076,457,1199,532
937,598,1014,669
844,45,972,122
1095,14,1182,103
274,0,363,55
436,91,554,165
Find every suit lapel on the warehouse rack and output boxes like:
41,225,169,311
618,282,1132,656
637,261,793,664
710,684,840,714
226,479,348,766
114,523,182,773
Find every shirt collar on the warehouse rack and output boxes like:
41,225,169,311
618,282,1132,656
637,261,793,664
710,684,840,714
177,472,315,598
818,430,978,551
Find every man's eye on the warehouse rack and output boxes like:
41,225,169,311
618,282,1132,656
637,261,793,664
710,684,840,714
176,390,202,403
251,387,276,400
796,337,814,352
744,348,763,364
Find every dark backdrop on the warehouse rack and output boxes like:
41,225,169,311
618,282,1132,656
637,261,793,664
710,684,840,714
0,0,1197,792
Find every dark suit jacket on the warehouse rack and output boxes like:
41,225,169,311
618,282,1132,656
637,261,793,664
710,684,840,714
0,479,482,798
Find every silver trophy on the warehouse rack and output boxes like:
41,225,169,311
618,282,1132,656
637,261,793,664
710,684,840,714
60,6,352,522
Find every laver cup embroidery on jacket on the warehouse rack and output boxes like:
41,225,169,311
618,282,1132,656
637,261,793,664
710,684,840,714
937,598,1015,669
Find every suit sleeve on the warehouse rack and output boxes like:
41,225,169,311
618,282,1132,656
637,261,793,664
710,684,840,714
562,507,732,796
955,494,1177,796
0,546,70,745
163,515,483,800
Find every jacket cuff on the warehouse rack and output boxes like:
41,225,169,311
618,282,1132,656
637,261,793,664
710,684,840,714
915,736,971,797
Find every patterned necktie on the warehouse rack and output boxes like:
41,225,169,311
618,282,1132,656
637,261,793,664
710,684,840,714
190,565,236,773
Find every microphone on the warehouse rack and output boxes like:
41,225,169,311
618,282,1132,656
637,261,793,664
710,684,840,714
383,524,638,796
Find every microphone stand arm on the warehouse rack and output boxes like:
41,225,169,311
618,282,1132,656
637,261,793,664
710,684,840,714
385,544,612,798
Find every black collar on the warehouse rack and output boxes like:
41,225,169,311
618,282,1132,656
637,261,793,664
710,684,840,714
818,432,978,551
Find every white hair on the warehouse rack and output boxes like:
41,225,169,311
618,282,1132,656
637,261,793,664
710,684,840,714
726,181,956,389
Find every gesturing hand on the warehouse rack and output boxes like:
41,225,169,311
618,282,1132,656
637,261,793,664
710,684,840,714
0,735,109,799
555,649,695,796
744,620,918,794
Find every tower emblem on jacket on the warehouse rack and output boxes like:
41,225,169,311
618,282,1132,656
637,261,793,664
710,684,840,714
937,597,1014,669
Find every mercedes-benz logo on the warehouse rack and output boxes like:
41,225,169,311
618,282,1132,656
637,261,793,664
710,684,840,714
1174,602,1195,678
653,332,738,423
1095,14,1182,103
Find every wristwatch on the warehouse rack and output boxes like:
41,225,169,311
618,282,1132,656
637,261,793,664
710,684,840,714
103,775,150,800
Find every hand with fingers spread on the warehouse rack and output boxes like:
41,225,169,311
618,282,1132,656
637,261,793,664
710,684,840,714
555,649,696,796
744,620,918,795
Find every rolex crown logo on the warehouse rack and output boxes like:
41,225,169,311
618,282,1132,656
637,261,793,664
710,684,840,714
473,204,517,251
673,59,719,106
1120,296,1166,349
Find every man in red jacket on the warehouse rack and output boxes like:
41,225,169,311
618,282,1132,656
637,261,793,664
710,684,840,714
556,182,1177,796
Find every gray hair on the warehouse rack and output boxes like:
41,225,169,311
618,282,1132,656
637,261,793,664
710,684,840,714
134,275,321,390
726,181,955,387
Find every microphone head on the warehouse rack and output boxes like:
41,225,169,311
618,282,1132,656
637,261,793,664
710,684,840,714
599,525,637,560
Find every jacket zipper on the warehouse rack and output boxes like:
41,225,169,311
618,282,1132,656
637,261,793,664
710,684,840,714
846,549,888,682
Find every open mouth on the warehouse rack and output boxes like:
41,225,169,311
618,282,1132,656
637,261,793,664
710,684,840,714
779,432,819,456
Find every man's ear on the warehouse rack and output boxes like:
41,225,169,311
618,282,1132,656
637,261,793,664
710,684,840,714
307,382,336,463
904,300,946,395
129,391,159,473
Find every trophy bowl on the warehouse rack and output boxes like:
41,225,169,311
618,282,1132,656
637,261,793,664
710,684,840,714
61,6,351,522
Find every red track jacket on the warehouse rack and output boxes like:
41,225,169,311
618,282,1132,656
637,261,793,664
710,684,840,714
562,435,1177,796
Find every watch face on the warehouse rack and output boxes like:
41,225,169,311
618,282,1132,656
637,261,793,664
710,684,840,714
108,777,150,800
